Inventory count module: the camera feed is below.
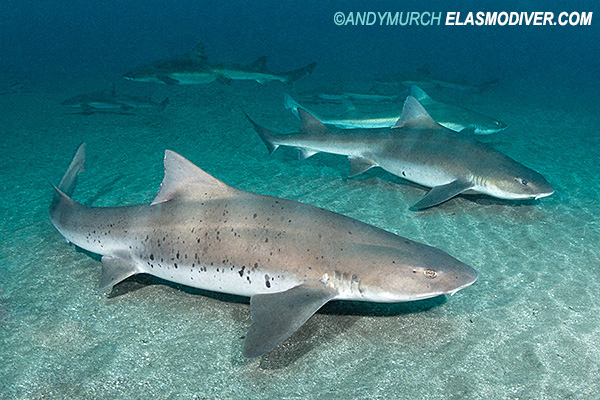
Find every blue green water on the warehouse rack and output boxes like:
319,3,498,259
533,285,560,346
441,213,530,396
1,2,599,399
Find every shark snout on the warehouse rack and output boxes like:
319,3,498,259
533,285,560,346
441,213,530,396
535,188,554,200
532,177,555,200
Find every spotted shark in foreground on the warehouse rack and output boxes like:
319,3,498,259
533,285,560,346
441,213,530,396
50,144,477,358
250,96,554,210
123,43,316,86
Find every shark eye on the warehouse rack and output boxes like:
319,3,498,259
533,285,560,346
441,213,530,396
521,179,528,186
424,269,437,279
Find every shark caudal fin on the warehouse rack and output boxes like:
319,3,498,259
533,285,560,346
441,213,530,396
49,143,87,232
50,143,86,211
243,111,280,154
282,62,316,86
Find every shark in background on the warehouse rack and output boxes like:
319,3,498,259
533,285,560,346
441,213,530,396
49,144,477,358
61,86,169,115
409,85,507,134
284,91,507,134
284,93,401,129
123,43,316,86
251,96,554,210
376,64,499,92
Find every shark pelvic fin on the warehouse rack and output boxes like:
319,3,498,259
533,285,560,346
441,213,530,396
243,283,335,358
151,150,232,205
348,156,377,177
409,85,434,105
410,180,474,211
393,96,439,129
99,255,143,294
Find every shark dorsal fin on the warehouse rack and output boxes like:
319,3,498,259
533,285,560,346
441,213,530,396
187,42,208,62
151,150,233,205
250,56,268,72
298,108,327,134
392,96,438,129
409,85,434,105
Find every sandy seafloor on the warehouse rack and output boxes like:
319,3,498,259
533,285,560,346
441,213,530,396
0,75,599,400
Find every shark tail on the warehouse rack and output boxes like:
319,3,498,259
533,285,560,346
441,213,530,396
282,62,316,86
243,112,279,154
49,143,86,221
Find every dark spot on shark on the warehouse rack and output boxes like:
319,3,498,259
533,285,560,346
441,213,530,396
265,274,271,288
150,254,154,260
253,213,257,218
238,266,245,277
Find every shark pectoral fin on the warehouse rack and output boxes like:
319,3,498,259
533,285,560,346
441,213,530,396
348,156,377,177
159,76,179,85
99,255,142,294
243,283,335,358
455,126,475,135
411,180,474,211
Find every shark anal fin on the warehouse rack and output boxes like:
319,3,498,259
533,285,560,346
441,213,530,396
243,283,335,358
411,180,473,211
99,255,142,294
298,148,317,160
348,156,377,177
159,76,179,85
